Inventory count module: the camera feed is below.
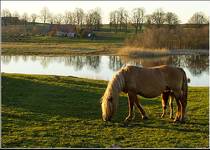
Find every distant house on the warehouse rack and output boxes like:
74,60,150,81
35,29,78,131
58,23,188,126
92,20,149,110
48,24,77,38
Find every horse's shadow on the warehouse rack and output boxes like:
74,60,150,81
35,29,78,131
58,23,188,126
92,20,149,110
2,75,208,134
2,75,163,122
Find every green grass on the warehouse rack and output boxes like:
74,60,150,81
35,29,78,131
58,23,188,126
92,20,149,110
2,73,209,148
2,41,122,56
2,25,126,55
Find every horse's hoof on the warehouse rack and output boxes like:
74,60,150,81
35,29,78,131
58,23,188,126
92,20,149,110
173,117,179,123
142,116,148,120
161,114,165,118
124,117,132,123
170,116,174,120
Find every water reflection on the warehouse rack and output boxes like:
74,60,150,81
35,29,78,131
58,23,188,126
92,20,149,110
120,55,209,76
1,54,209,86
109,56,124,71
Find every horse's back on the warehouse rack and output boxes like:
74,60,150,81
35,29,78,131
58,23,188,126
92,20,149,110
121,65,185,97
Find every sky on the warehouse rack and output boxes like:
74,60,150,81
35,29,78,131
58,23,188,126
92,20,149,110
1,1,210,24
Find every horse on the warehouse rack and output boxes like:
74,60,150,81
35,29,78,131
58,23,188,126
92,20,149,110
101,65,188,123
161,90,174,119
161,78,190,119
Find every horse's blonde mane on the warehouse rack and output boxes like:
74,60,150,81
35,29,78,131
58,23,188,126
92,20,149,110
101,68,125,121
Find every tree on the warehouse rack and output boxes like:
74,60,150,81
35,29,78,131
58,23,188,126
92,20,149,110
131,7,145,33
40,6,50,23
13,11,20,18
31,13,38,24
92,8,102,30
1,9,11,17
109,10,120,32
54,13,63,24
117,7,128,32
48,13,55,24
22,12,28,26
74,8,85,28
165,12,180,25
188,12,209,24
13,11,20,25
151,8,165,25
64,11,75,24
86,8,102,30
145,15,152,24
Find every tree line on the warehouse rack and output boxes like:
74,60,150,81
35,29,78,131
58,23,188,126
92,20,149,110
1,7,209,32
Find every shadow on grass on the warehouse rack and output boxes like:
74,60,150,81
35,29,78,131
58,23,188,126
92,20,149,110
3,74,207,134
2,75,103,120
2,74,161,122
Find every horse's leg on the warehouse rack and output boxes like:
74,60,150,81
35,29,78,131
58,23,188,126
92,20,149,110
173,90,182,122
179,91,187,122
169,95,174,119
124,92,135,122
161,93,167,118
133,95,148,120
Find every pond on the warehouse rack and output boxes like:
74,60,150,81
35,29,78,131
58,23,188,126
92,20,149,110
1,55,209,86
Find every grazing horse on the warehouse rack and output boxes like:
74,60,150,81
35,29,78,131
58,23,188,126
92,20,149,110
101,65,188,123
161,90,174,119
161,78,190,119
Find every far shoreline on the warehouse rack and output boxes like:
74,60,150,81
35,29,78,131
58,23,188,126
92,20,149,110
1,42,209,57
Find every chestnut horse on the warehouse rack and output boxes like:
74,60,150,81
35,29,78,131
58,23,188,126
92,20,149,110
161,78,190,119
101,65,188,123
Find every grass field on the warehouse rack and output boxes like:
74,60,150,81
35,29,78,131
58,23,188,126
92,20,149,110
2,28,126,56
2,73,209,148
1,41,122,56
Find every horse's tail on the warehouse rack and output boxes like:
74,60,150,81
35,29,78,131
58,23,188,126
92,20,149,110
181,68,188,107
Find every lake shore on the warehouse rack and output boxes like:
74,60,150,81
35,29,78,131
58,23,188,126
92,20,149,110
118,47,209,58
2,42,209,57
2,73,209,148
1,42,122,56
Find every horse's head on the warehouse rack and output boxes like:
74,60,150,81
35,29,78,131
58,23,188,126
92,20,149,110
100,71,123,121
101,95,114,122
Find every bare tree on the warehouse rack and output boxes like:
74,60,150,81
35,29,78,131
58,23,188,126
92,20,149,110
151,8,165,25
165,12,180,25
86,11,92,29
64,11,75,24
74,8,85,28
31,13,38,24
131,7,145,33
109,10,120,32
13,11,20,25
92,8,102,30
54,13,63,24
123,10,129,32
40,6,50,23
86,8,102,30
22,12,28,26
1,9,12,17
145,14,152,24
13,11,20,18
48,13,55,24
188,12,209,24
117,7,128,32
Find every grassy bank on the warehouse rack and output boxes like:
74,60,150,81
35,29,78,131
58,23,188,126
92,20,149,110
2,73,209,148
2,25,126,56
1,41,122,56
